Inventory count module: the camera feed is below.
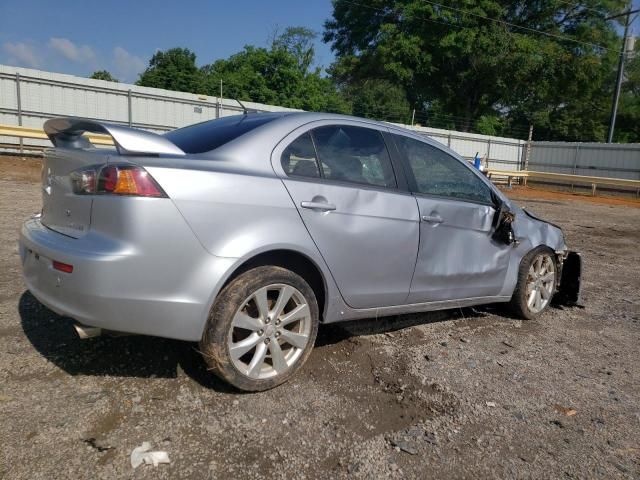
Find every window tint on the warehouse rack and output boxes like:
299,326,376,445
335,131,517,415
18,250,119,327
165,113,281,154
281,133,320,178
312,126,396,188
394,135,494,204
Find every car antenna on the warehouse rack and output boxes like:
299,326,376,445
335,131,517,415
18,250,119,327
235,98,249,115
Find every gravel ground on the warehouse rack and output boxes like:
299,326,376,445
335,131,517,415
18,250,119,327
1,157,639,479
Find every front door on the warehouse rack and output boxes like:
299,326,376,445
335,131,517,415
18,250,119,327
275,124,420,309
391,133,512,303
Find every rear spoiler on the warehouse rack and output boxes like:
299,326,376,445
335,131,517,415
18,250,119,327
43,117,185,156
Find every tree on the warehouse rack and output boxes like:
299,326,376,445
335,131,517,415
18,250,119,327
349,79,411,123
324,0,626,141
89,70,118,82
272,26,317,73
137,48,203,93
200,28,350,113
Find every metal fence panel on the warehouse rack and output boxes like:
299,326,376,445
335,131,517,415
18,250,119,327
529,142,640,180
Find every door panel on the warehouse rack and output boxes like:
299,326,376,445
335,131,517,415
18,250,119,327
408,196,511,303
284,180,419,308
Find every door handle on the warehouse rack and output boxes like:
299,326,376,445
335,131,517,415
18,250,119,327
301,201,336,212
421,214,443,224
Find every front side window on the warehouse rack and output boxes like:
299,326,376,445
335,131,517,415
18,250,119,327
281,133,320,178
312,126,396,188
394,135,494,204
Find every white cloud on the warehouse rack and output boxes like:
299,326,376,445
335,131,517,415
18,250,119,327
112,46,146,82
2,42,40,68
48,37,96,63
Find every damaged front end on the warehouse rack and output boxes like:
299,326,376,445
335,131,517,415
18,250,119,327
555,251,583,306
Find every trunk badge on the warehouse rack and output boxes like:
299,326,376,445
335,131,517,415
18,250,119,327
65,209,71,217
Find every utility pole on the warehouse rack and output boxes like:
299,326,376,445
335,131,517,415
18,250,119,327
607,4,638,143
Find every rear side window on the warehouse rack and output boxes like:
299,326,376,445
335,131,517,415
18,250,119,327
281,133,320,178
165,114,280,154
394,134,494,204
312,126,396,188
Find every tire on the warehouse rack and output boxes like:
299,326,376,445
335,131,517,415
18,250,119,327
200,266,319,391
509,246,558,320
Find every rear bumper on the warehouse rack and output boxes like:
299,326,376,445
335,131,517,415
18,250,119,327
19,216,236,341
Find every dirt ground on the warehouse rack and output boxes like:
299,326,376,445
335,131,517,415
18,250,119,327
1,156,639,479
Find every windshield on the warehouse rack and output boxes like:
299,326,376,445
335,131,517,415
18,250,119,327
164,113,283,154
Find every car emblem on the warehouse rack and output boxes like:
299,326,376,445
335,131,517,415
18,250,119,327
65,209,71,217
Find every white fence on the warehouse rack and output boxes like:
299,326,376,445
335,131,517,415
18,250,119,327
0,64,526,169
528,142,640,181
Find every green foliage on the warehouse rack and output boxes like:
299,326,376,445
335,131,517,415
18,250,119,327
137,48,203,93
614,43,640,143
349,79,411,123
200,28,350,113
324,0,631,141
89,70,118,82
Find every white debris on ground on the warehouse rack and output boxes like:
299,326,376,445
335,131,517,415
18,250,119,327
130,442,170,468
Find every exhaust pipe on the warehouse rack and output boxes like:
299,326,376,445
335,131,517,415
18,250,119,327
74,323,102,339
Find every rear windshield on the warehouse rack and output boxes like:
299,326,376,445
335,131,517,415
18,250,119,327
164,114,282,154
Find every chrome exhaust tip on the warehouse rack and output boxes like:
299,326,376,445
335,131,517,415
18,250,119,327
73,323,102,339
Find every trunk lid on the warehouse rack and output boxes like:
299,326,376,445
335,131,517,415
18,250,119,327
40,149,108,238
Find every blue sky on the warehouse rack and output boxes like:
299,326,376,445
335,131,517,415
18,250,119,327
0,0,638,84
0,0,335,82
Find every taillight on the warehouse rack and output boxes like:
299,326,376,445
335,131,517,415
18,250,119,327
72,165,166,197
53,260,73,273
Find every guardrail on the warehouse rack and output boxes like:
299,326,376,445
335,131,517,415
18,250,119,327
0,124,113,147
488,169,640,196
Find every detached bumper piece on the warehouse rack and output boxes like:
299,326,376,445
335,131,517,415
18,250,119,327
556,251,583,307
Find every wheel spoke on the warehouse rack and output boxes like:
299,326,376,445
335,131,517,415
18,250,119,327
535,256,542,272
233,312,263,331
269,340,288,373
230,333,261,360
534,289,542,311
541,272,555,282
527,289,537,308
253,287,270,320
540,285,551,300
271,285,294,320
247,342,268,377
279,304,309,327
279,330,309,349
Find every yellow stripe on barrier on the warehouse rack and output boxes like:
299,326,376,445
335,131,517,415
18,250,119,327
0,123,113,145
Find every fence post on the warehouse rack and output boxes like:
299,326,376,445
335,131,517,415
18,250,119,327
447,134,452,148
486,139,492,168
127,90,133,127
16,73,23,154
571,143,580,192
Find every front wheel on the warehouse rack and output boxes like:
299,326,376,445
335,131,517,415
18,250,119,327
200,266,319,391
509,247,557,319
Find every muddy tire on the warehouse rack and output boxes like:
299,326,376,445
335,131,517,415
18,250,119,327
200,266,319,392
509,246,558,320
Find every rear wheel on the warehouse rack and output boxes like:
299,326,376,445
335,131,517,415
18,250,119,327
200,266,319,391
509,247,557,319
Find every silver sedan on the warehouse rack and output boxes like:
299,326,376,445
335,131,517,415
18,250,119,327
19,113,582,391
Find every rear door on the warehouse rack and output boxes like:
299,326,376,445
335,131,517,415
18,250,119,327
273,122,419,309
390,133,512,303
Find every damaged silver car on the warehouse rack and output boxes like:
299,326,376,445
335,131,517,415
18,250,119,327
19,113,582,391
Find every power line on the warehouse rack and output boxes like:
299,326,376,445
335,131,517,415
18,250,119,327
418,0,616,52
555,0,609,15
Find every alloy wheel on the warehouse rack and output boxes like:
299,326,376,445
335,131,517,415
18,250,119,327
525,253,556,314
227,284,312,379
